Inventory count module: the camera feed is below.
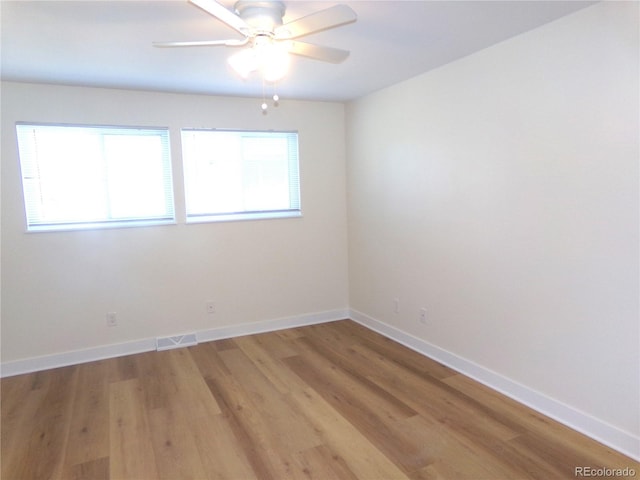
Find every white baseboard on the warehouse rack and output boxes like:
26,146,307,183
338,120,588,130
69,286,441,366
349,309,640,462
0,309,349,378
0,337,157,378
196,309,348,343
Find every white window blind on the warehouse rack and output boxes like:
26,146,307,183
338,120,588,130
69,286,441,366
16,123,175,231
181,129,300,222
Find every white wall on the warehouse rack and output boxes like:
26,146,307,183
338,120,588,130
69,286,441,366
1,82,349,363
347,0,638,447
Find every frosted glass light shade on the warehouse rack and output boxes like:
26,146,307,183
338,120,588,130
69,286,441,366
228,38,290,82
227,48,259,79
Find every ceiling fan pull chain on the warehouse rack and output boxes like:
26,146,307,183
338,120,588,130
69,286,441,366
261,77,268,114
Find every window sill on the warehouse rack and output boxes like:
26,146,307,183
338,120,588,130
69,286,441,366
26,218,177,233
186,210,302,224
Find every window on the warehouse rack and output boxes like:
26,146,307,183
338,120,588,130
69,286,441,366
16,123,174,232
181,129,300,222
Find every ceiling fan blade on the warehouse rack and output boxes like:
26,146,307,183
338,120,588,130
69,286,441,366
153,38,248,48
287,41,350,64
275,4,356,40
189,0,250,36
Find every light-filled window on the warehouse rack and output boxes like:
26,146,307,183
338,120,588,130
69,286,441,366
181,129,300,222
16,123,175,232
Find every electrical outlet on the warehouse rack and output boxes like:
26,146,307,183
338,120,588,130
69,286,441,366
393,298,400,314
107,312,118,327
419,308,427,325
206,301,216,314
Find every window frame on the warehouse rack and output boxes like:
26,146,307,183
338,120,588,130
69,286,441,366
15,122,176,233
181,128,302,224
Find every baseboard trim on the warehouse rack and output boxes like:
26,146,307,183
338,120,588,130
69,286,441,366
196,309,348,343
349,309,639,461
0,337,157,379
0,309,349,378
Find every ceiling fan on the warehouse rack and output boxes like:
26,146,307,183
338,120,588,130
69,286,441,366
154,0,357,70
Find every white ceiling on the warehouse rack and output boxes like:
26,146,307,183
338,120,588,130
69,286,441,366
1,0,597,102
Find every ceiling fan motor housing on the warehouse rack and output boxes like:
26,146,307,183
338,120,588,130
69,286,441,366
234,1,286,34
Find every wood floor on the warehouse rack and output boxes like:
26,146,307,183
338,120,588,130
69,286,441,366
1,320,637,480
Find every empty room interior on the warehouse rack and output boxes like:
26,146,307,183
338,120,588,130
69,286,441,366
1,0,639,478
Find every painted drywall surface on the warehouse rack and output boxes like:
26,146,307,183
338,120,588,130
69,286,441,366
346,2,639,437
1,82,349,362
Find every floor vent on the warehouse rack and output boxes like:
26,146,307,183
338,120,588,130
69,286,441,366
156,333,198,351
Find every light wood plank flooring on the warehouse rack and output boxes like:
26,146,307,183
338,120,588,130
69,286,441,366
2,320,637,479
